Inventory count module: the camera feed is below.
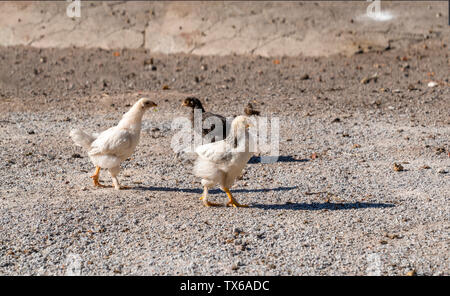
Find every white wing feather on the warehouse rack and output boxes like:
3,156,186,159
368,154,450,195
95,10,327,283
88,127,133,157
195,141,233,164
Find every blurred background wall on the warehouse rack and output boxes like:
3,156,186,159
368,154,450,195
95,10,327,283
0,1,448,57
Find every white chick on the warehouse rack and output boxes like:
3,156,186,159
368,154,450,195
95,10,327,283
193,115,254,207
70,98,157,190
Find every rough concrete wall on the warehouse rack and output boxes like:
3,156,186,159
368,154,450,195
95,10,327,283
0,1,448,57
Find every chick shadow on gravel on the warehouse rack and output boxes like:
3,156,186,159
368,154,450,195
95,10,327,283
251,202,395,211
134,186,298,194
248,156,309,164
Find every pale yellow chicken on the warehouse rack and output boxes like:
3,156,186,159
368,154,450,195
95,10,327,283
193,116,255,207
70,98,157,190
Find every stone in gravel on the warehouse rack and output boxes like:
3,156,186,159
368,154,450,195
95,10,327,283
393,163,404,172
406,269,417,276
437,168,448,174
360,73,378,84
428,81,438,88
435,147,446,155
232,227,242,235
300,74,310,80
407,84,417,91
144,58,153,65
385,233,402,239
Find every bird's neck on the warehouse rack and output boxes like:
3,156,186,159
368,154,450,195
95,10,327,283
227,128,249,149
193,104,205,113
118,104,145,130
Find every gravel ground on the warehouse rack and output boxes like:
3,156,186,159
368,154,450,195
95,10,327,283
0,43,448,275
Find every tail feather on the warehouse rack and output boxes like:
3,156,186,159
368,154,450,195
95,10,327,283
70,129,96,150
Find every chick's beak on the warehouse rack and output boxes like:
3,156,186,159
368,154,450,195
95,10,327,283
181,102,188,107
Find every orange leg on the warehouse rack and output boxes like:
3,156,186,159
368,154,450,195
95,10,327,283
224,187,248,208
201,186,221,207
90,166,107,188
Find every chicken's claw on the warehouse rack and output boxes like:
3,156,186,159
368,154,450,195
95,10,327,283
91,166,108,188
226,200,249,208
224,188,248,208
92,179,108,188
203,200,222,207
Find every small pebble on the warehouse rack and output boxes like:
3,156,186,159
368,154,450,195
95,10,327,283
300,74,310,80
393,163,404,172
428,81,438,88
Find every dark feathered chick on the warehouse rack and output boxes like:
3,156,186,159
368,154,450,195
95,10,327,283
244,102,260,116
182,97,228,141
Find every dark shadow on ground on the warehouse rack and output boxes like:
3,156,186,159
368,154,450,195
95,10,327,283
251,202,395,211
134,186,298,194
248,156,308,164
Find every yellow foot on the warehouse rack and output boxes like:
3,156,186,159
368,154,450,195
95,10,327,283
203,200,222,207
92,179,108,188
90,166,107,188
226,200,249,208
224,187,248,208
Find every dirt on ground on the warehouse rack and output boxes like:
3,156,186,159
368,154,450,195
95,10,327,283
0,42,448,275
